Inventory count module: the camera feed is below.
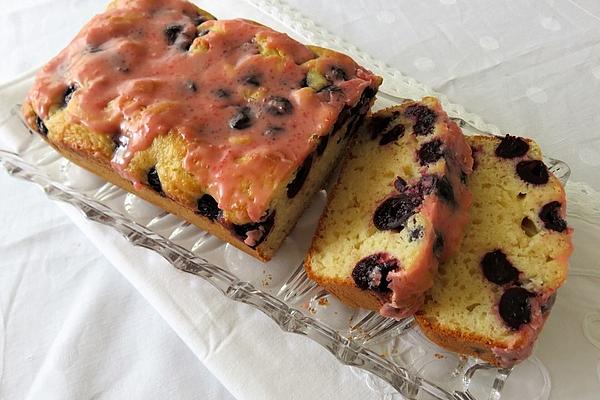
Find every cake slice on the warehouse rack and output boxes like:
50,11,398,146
21,0,382,261
415,134,573,367
305,97,474,318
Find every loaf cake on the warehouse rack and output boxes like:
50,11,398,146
415,134,573,367
22,0,382,261
305,97,474,318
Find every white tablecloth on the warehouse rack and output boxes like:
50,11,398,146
1,1,599,399
0,174,236,400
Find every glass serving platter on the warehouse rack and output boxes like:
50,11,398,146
1,1,599,399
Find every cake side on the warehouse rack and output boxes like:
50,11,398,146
415,134,572,367
305,97,473,318
22,0,382,261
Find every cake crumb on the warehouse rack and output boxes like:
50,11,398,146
261,272,273,287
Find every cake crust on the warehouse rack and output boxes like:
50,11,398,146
24,88,378,261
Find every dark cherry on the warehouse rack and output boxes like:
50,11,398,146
229,107,253,129
241,40,261,55
264,126,284,138
116,63,130,74
481,250,520,285
358,89,374,110
164,22,196,50
164,24,183,45
418,139,444,165
62,83,78,107
87,45,103,53
351,253,399,292
344,112,363,140
196,194,221,221
113,134,128,148
499,287,535,330
242,75,261,86
232,212,275,248
362,86,378,100
379,124,405,145
179,39,194,51
516,160,549,184
316,134,329,156
332,106,351,134
35,115,48,136
147,167,164,195
539,201,567,232
495,135,529,159
286,153,313,198
186,80,198,92
394,176,407,192
435,176,455,206
373,194,421,231
404,104,436,136
408,226,424,242
215,88,231,98
265,96,293,116
369,115,392,138
325,66,347,81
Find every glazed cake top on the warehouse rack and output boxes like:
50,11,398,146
25,0,381,222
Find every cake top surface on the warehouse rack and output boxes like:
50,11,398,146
26,0,380,222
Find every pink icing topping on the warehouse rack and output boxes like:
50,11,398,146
26,0,379,223
380,103,474,319
381,231,437,319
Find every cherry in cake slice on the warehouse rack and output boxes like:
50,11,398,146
305,97,474,318
415,135,572,367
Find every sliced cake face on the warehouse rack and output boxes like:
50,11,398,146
22,0,381,260
305,97,473,318
416,135,572,367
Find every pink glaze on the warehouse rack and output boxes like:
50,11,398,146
427,111,473,262
26,0,379,223
381,229,437,319
380,104,474,319
492,292,550,367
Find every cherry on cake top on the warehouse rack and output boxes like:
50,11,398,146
26,0,380,223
